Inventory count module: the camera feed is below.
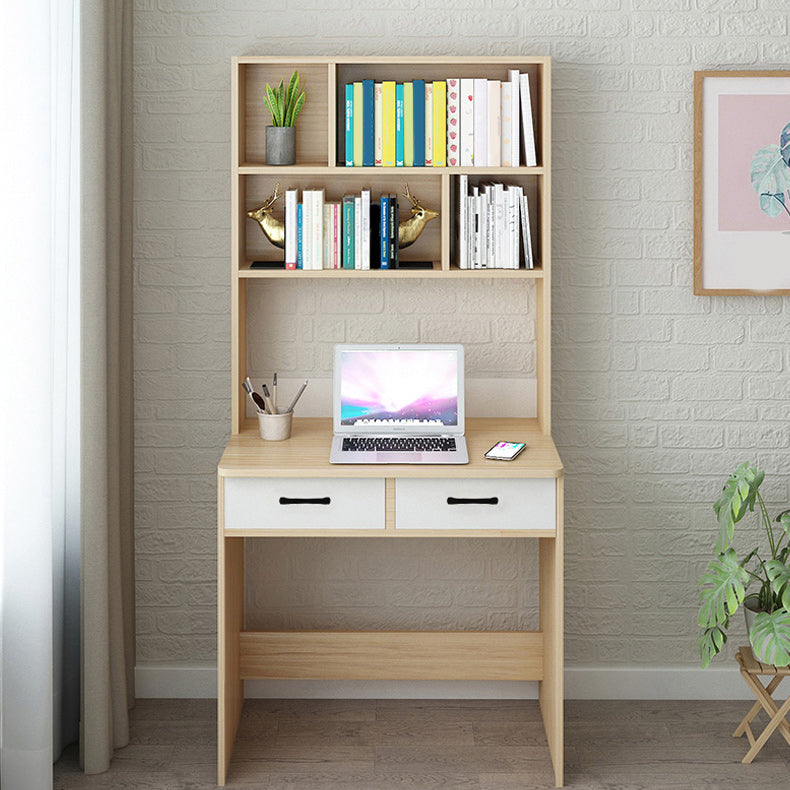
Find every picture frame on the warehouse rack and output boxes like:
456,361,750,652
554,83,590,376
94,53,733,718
693,70,790,295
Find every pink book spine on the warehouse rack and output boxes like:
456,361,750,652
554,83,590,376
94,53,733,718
446,78,460,167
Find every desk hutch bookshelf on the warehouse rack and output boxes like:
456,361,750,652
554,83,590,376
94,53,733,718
217,55,564,787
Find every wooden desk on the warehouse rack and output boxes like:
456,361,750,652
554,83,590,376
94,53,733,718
217,417,564,786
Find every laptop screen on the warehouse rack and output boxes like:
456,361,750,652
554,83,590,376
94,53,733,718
334,344,464,434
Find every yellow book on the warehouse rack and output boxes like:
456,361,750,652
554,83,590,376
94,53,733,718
353,82,363,167
432,80,446,167
403,82,414,167
382,81,396,167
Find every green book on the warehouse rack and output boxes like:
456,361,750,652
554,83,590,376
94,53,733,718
353,82,363,167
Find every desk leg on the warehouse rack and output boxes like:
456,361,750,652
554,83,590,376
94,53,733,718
539,475,564,787
218,490,244,786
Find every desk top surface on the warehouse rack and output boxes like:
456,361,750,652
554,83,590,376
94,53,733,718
218,418,563,478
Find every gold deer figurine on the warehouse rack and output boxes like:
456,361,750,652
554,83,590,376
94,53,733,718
398,183,439,249
247,183,439,251
247,183,286,248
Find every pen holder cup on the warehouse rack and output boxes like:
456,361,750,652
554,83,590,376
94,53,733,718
257,410,293,441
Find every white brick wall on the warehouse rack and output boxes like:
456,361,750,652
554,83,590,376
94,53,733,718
134,0,790,670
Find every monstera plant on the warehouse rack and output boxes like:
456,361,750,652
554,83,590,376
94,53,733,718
698,462,790,668
750,121,790,220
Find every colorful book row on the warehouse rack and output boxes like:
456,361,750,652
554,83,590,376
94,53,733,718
457,175,534,270
344,73,537,168
283,188,402,270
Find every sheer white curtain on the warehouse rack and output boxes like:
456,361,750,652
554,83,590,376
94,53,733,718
1,0,81,787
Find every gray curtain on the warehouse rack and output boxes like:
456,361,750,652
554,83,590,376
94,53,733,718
80,0,136,774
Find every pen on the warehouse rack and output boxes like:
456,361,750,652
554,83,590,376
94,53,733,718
261,383,276,414
286,380,308,414
272,372,277,413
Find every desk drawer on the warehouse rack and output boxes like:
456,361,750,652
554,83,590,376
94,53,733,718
395,478,555,531
223,478,385,530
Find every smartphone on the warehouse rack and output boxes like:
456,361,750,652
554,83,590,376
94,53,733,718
485,441,527,461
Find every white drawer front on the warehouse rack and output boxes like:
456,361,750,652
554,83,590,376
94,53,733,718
224,478,385,530
395,478,556,531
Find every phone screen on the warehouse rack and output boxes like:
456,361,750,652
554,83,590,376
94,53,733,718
485,441,526,460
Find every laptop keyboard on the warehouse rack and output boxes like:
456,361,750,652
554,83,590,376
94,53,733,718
343,437,457,452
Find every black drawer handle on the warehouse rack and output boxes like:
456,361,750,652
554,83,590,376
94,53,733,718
279,496,331,505
447,496,499,506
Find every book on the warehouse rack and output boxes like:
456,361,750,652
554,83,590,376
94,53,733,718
412,79,425,166
369,202,381,269
460,78,474,166
353,82,363,167
519,72,537,167
424,82,433,166
312,189,324,269
342,195,355,269
344,84,354,166
323,204,333,269
362,79,375,167
374,82,383,166
382,81,396,167
296,202,303,269
507,69,520,167
354,196,362,269
520,190,534,268
389,193,399,268
432,81,446,167
501,81,513,168
473,78,487,167
487,80,501,168
395,83,405,167
301,191,312,269
458,174,468,269
331,202,341,268
403,82,414,167
446,78,459,167
285,188,297,269
380,194,390,269
360,189,371,270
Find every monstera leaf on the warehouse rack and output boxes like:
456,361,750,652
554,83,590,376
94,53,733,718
749,610,790,667
712,461,762,553
781,122,790,167
765,559,790,611
750,144,790,217
698,548,750,628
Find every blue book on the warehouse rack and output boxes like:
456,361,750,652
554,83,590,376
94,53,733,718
342,196,355,269
412,79,425,166
344,84,354,166
395,84,404,167
362,79,375,167
380,194,390,269
296,203,303,269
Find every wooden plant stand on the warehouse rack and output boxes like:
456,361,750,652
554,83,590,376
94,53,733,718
733,645,790,763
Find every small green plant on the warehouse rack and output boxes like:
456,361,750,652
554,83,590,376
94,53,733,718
698,462,790,668
264,71,305,127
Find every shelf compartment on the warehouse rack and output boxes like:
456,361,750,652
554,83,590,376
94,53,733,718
239,630,544,681
240,172,442,269
236,60,331,167
334,61,546,168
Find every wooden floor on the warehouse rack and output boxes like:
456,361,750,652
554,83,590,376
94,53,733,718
54,698,790,789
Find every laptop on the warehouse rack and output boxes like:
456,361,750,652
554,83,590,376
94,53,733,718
329,344,469,464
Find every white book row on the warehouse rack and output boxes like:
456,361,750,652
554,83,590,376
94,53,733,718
460,70,537,168
457,174,534,270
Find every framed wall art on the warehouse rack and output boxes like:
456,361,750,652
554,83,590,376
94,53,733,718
694,71,790,295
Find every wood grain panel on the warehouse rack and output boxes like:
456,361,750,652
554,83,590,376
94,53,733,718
239,630,544,681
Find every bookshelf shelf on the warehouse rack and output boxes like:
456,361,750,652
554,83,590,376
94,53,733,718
221,55,562,789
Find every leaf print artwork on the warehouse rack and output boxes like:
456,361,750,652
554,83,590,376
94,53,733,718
750,122,790,221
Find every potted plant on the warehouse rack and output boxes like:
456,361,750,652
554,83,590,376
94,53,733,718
263,70,305,165
699,462,790,668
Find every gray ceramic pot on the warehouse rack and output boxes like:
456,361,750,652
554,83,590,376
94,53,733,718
266,126,296,165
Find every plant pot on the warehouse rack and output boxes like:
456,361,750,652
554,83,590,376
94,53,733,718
266,126,295,166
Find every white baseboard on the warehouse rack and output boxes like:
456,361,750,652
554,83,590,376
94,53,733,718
135,663,751,700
